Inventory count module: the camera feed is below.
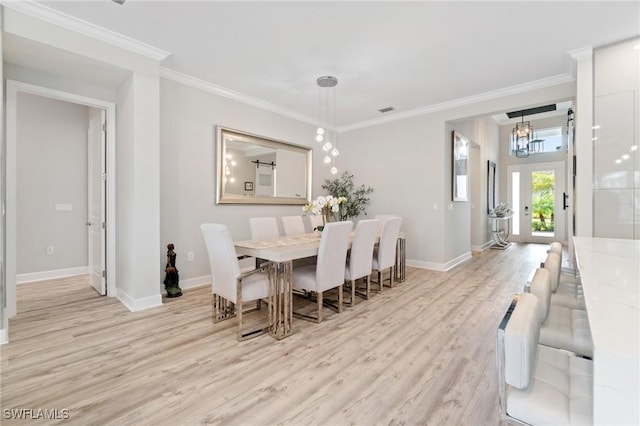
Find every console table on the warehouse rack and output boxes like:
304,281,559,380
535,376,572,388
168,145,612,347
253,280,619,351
489,214,512,249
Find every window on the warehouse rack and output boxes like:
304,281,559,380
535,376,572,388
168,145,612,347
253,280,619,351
532,126,563,154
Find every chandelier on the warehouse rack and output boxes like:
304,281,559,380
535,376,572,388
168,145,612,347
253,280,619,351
315,76,339,174
511,110,544,157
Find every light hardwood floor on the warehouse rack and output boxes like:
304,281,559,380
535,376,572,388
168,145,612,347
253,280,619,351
1,243,550,425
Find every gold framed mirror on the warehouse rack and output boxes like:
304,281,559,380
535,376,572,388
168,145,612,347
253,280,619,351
216,126,312,205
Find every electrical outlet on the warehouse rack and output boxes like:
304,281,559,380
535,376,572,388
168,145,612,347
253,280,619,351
448,203,454,211
46,246,54,255
187,251,194,261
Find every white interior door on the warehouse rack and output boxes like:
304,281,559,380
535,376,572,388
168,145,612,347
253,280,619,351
87,109,106,295
508,162,566,244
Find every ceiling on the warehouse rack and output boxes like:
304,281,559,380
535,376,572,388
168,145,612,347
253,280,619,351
5,1,640,129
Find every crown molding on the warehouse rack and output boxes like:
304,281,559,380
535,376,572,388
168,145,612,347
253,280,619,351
2,0,170,61
160,67,319,126
338,74,575,133
568,46,593,61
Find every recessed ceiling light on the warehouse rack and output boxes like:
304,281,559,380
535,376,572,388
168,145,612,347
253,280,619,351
592,125,601,130
622,154,630,160
631,145,638,151
615,159,622,164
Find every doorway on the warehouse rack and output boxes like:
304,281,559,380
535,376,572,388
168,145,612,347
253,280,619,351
5,80,116,320
507,162,566,244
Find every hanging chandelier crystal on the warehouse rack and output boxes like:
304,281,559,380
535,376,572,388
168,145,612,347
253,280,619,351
315,76,339,174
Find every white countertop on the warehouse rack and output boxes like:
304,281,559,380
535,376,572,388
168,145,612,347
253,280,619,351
573,236,640,425
573,237,639,358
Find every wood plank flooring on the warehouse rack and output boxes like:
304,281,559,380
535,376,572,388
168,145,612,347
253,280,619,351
1,243,550,425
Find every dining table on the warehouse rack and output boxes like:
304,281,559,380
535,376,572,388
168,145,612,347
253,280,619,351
234,231,406,340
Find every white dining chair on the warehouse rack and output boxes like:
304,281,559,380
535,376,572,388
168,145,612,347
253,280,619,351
528,267,593,358
345,219,379,305
200,223,270,341
372,216,402,292
281,215,306,236
497,292,593,425
292,221,353,322
542,252,585,310
249,216,280,240
308,214,325,232
249,217,281,269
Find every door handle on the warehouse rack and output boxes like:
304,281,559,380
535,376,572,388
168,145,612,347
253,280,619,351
563,192,569,210
86,221,92,226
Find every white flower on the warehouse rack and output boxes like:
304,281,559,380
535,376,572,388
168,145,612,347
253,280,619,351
302,195,346,217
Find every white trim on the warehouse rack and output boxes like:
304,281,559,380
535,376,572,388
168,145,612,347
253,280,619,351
160,68,318,127
568,46,593,61
406,253,471,272
2,0,170,61
5,80,118,319
116,289,163,312
162,67,573,134
17,266,88,284
471,240,495,253
160,275,210,295
0,327,8,346
339,74,575,132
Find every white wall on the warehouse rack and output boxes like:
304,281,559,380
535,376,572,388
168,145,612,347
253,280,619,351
340,82,574,269
16,92,88,274
159,78,330,285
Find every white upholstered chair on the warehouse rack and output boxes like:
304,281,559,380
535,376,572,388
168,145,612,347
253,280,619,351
292,221,352,322
345,219,379,305
308,214,325,232
374,214,398,232
543,252,586,310
249,216,281,269
249,216,280,240
372,216,402,292
281,215,306,236
528,267,593,358
200,223,270,341
548,241,563,258
497,292,593,425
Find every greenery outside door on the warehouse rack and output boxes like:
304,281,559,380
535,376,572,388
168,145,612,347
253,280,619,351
507,162,566,244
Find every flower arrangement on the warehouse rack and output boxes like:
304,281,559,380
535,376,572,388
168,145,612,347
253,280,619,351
321,171,374,220
303,195,347,231
492,202,513,217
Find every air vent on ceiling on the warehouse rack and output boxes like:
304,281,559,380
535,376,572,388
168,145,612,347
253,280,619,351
378,106,395,113
506,104,556,119
112,0,126,5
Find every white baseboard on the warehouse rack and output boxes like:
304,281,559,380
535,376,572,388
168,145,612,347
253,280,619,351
160,274,210,296
179,275,210,291
116,289,163,312
471,240,494,253
407,251,471,272
0,327,8,345
17,266,89,284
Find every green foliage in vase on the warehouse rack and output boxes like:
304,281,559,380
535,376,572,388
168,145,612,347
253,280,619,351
321,171,374,220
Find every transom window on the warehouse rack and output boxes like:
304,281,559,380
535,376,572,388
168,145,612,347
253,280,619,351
532,126,563,154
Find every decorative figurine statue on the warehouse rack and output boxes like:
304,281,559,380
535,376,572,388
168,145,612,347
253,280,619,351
163,243,182,298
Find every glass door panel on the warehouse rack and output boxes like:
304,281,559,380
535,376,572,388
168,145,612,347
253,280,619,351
508,162,566,244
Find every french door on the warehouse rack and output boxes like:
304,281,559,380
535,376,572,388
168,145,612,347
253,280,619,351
507,162,566,244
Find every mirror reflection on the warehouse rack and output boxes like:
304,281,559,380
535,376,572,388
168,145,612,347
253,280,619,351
216,126,312,204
